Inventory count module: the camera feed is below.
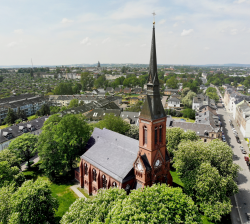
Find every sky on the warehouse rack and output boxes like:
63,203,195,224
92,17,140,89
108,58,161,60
0,0,250,66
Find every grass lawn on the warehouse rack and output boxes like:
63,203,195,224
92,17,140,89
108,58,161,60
0,124,8,129
77,187,94,200
23,163,78,223
172,116,195,123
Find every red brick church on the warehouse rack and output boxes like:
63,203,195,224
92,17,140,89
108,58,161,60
75,23,172,195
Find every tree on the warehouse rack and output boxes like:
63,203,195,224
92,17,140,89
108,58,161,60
4,108,16,124
96,114,130,135
81,72,94,91
125,125,139,140
30,69,33,78
16,107,26,120
166,76,178,89
0,149,21,169
39,104,50,116
1,179,59,224
68,98,79,108
0,161,25,188
181,87,190,97
174,139,240,221
8,133,38,169
126,101,143,112
166,127,199,155
181,90,196,108
50,106,61,114
37,114,91,180
0,75,3,82
182,108,195,119
61,185,201,224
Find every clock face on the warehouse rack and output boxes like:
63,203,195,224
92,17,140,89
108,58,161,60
155,159,161,167
137,163,143,171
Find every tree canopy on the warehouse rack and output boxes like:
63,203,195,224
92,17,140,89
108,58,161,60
8,133,38,169
95,113,130,135
181,90,197,108
68,98,79,108
37,114,91,180
81,72,94,91
174,139,240,221
61,185,201,224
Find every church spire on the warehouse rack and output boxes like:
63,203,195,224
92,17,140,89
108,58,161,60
139,22,166,121
147,25,159,85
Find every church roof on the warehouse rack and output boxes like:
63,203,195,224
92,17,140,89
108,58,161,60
81,128,139,183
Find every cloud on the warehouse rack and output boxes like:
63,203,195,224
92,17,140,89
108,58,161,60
140,44,146,47
125,43,131,47
7,41,18,47
80,37,90,45
234,0,247,3
61,18,73,24
173,23,178,27
204,47,210,50
181,29,194,36
159,19,166,24
168,31,173,34
230,29,238,35
102,37,111,44
14,29,23,34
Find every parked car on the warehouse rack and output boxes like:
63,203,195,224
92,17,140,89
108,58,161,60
244,156,249,161
241,148,247,154
236,137,241,144
231,124,234,128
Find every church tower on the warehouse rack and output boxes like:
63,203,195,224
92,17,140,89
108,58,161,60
134,22,172,187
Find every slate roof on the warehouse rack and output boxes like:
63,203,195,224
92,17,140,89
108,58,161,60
0,116,48,144
81,128,139,183
171,120,221,137
120,111,140,125
168,96,180,103
0,94,35,105
134,87,142,93
106,87,114,92
114,87,122,92
86,108,121,120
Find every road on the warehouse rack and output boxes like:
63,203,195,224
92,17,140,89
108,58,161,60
161,96,168,109
217,96,250,223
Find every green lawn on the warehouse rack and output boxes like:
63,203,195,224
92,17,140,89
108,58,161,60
23,163,78,223
171,116,195,123
77,187,94,200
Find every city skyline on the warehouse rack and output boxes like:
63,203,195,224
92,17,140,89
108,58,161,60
1,0,250,66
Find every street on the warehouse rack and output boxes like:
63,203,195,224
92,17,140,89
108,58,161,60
218,105,250,224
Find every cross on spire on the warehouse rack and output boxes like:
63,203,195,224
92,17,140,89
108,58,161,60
152,11,156,25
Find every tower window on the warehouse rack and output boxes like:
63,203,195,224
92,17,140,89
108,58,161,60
92,169,97,182
159,125,162,143
144,126,147,145
155,127,158,144
102,175,107,188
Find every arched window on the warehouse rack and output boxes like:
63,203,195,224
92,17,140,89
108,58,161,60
155,127,158,144
143,126,147,145
159,125,162,143
102,175,107,188
112,182,117,187
92,169,97,182
84,163,88,175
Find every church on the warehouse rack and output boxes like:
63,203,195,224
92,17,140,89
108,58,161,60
75,23,173,195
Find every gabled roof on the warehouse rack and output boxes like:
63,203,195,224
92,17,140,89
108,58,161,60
81,128,138,183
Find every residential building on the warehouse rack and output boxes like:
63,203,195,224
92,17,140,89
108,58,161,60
235,101,250,138
164,88,179,96
130,97,139,105
0,116,48,151
124,88,132,94
120,111,140,126
167,96,181,109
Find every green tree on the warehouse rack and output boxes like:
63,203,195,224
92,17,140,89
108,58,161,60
0,161,25,188
174,139,240,221
166,127,199,155
4,108,16,124
126,101,143,112
39,104,50,116
30,69,33,78
125,125,139,140
68,98,79,108
37,114,91,180
50,106,61,114
181,90,196,108
166,76,178,89
61,185,201,224
182,108,195,119
96,114,130,135
0,149,21,169
181,87,190,97
81,72,94,91
8,179,58,224
0,76,3,82
8,133,38,169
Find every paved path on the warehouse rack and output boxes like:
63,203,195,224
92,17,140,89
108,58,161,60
70,184,87,199
21,154,40,171
218,106,250,224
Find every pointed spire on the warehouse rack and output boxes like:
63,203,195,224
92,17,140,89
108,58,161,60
147,25,159,85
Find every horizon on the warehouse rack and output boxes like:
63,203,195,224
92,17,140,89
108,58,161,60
1,0,250,66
